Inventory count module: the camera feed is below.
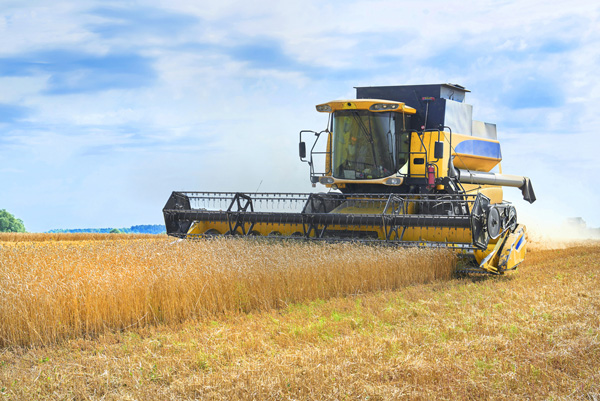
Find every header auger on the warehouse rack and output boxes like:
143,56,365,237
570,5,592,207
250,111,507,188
163,84,535,274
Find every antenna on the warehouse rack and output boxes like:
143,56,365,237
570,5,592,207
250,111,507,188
421,97,435,129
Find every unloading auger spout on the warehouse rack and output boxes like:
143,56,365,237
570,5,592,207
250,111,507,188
453,169,536,204
163,84,535,274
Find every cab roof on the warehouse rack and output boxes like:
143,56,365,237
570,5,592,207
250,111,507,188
315,99,417,114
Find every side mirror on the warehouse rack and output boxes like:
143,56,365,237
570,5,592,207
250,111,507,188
299,142,306,159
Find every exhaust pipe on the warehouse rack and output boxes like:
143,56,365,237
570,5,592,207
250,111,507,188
456,169,536,204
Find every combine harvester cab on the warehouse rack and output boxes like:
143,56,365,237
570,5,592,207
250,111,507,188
164,84,535,274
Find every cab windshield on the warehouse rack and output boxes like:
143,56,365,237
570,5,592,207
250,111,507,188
331,110,409,180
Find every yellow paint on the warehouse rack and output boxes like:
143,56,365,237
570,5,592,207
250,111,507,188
462,184,504,205
189,220,474,244
473,224,527,273
316,99,417,114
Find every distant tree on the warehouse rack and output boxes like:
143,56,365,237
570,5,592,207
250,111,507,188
109,228,122,234
47,224,165,234
0,209,26,232
130,224,165,234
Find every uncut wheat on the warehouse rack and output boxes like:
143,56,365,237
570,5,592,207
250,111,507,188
0,237,455,347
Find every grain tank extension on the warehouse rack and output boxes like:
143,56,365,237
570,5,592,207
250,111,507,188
163,84,535,274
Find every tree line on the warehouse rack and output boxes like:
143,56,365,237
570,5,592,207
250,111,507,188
0,210,165,234
47,225,166,234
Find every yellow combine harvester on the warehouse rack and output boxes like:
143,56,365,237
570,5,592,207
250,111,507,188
164,84,535,274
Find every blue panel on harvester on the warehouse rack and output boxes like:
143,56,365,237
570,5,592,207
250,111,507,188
454,140,502,159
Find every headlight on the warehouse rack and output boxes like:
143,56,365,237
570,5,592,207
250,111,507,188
319,176,335,184
384,177,402,185
316,104,332,112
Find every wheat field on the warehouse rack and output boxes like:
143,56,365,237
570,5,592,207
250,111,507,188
1,235,598,400
0,234,455,347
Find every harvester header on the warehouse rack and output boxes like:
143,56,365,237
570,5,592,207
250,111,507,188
164,83,535,274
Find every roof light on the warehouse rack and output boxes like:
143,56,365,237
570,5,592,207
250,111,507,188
316,104,332,112
369,103,400,111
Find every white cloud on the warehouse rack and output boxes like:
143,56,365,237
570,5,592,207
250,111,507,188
0,0,599,231
0,2,95,55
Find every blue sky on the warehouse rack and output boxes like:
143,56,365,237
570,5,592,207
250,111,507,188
0,0,599,233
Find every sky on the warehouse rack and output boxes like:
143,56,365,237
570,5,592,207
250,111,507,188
0,0,599,233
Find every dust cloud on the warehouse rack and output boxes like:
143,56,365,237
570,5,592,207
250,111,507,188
523,216,600,250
